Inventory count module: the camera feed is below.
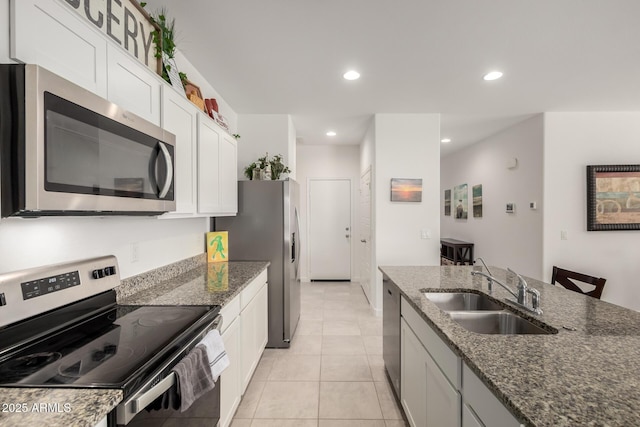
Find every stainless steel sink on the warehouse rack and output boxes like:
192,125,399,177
423,292,504,311
448,311,552,335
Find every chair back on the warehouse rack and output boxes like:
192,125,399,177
551,266,607,299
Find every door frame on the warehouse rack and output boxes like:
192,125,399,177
306,177,353,281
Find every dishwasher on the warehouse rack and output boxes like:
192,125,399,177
383,275,401,400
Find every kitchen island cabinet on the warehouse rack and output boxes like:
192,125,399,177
380,264,640,427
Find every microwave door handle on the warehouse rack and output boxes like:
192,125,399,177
156,142,173,199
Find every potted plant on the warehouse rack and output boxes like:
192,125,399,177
269,154,291,180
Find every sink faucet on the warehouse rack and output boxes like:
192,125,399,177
474,257,492,276
471,268,543,315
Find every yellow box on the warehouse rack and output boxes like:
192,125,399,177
207,231,228,262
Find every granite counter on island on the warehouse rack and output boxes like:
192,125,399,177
380,265,640,427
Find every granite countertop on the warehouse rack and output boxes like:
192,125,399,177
1,258,269,427
0,388,122,427
118,261,270,306
379,265,640,427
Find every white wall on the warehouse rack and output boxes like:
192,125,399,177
173,50,237,133
543,112,640,310
0,217,207,278
237,114,296,180
441,115,544,279
374,114,441,310
296,144,361,282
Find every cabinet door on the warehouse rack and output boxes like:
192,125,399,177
11,0,107,96
107,45,161,125
426,354,461,427
220,316,241,427
462,403,484,427
256,282,269,352
218,134,238,215
197,114,221,214
240,294,259,393
162,88,197,215
401,318,428,427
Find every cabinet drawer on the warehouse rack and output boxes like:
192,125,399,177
240,269,268,310
219,294,240,333
462,364,521,427
401,296,461,389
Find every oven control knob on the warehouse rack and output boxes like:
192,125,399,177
92,269,105,279
104,266,116,276
104,344,117,355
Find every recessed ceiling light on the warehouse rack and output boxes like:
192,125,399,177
343,70,360,80
326,131,337,137
483,71,503,81
441,138,451,143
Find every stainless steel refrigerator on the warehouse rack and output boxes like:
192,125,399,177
215,179,301,348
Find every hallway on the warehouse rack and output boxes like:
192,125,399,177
231,281,407,426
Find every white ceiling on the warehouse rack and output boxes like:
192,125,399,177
146,0,640,156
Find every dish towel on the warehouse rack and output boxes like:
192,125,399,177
198,329,230,380
172,344,216,412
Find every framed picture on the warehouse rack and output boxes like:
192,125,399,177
587,164,640,231
390,178,422,202
444,189,451,216
472,184,483,218
453,183,468,219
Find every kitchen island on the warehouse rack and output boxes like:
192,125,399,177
0,256,269,427
380,265,640,427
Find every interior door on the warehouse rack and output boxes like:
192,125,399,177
359,168,372,300
308,179,351,280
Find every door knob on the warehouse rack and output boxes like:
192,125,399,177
360,239,367,243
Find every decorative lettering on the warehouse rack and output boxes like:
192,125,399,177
141,23,153,66
65,0,80,8
83,0,103,28
124,7,138,57
107,0,122,44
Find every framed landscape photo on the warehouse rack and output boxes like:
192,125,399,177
390,178,422,202
587,164,640,231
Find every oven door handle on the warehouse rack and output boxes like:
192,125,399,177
132,372,175,413
130,314,221,413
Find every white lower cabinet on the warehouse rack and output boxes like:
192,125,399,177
462,403,484,427
219,269,268,427
462,364,521,427
400,318,428,427
220,315,241,427
400,317,460,427
400,296,522,427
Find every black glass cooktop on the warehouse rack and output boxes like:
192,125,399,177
0,304,213,388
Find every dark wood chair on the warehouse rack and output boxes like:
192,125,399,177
551,266,607,299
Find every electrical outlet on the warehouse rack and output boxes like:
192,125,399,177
560,230,568,241
130,242,139,263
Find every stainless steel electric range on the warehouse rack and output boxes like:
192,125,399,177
0,256,221,426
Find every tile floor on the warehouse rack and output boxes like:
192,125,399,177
230,281,407,427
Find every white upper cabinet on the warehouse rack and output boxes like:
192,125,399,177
219,134,238,215
197,113,222,215
161,88,198,215
107,45,161,125
197,113,238,216
10,0,107,97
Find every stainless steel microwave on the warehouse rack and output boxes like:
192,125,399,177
0,64,176,217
